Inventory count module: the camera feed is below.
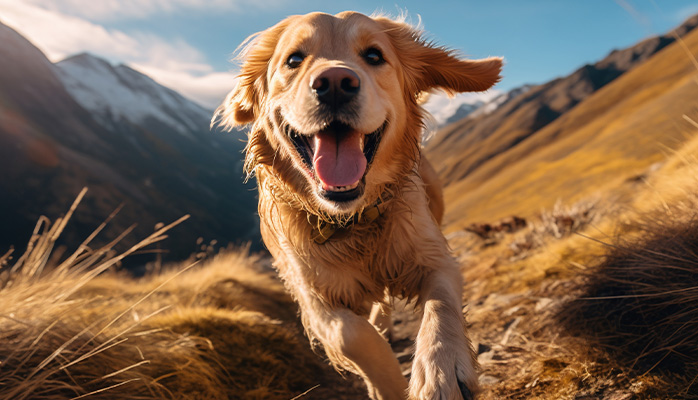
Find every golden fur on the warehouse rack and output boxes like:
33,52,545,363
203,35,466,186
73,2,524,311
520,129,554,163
214,11,501,400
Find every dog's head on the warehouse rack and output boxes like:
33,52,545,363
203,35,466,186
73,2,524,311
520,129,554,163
214,12,501,217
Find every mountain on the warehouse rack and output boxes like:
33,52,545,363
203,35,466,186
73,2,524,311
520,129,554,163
0,22,258,265
469,84,533,119
426,14,698,230
443,101,484,126
423,91,501,127
56,53,212,139
426,15,698,192
428,85,532,128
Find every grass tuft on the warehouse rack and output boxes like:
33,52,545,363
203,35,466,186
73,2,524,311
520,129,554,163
561,201,698,398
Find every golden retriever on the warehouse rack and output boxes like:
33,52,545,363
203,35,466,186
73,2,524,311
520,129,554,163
213,11,501,400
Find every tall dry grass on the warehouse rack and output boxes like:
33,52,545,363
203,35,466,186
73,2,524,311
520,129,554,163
556,126,698,398
0,189,358,400
562,204,698,398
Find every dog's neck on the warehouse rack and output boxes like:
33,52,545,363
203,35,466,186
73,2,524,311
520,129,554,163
309,198,390,244
256,164,402,244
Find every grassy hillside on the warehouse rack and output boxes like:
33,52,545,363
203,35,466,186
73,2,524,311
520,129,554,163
426,22,698,397
0,202,366,399
5,130,698,399
426,14,698,190
427,16,698,234
461,130,698,399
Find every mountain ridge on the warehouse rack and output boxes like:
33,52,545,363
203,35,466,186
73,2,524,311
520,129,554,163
0,22,259,266
427,14,698,191
432,14,698,230
57,53,212,136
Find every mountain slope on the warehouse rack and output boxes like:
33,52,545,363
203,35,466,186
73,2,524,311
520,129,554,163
55,53,259,247
57,53,211,138
426,15,698,192
0,22,258,263
431,15,698,231
0,21,137,250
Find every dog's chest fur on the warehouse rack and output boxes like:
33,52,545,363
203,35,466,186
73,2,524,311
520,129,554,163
259,180,437,313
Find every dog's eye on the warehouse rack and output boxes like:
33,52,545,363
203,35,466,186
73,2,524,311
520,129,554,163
363,48,385,66
286,52,305,69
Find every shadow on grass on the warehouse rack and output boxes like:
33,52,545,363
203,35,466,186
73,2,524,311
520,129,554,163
560,210,698,398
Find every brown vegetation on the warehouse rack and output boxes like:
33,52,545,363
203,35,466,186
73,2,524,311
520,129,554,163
0,191,365,399
562,204,698,398
455,128,698,399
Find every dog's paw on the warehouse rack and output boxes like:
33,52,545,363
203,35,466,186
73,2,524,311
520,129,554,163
408,346,479,400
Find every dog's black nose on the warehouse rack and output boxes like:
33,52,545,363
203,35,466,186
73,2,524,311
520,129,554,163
311,67,360,109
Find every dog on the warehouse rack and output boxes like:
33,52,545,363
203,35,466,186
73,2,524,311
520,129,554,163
213,11,501,400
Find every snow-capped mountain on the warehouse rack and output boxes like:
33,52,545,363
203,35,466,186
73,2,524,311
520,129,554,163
0,21,258,265
57,54,211,138
423,91,499,127
468,84,533,119
423,85,535,129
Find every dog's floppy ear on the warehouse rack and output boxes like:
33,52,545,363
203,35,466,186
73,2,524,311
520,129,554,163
212,19,291,130
376,17,502,97
412,49,503,96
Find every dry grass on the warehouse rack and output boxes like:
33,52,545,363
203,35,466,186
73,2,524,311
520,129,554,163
555,131,698,398
455,126,698,399
562,204,698,398
0,190,365,400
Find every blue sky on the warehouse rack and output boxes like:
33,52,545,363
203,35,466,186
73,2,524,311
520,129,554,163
1,0,697,110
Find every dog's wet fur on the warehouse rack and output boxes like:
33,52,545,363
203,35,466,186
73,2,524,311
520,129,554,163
213,11,501,399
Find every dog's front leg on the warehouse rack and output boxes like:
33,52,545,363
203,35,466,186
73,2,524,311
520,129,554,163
305,304,407,400
408,263,479,400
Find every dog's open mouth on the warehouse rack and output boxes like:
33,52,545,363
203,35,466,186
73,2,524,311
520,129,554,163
287,120,385,202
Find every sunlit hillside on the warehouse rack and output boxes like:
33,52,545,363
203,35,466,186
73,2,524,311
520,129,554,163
461,127,698,399
4,128,698,399
426,15,698,234
0,202,366,399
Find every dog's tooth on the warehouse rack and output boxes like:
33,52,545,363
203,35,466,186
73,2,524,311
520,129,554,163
324,181,359,193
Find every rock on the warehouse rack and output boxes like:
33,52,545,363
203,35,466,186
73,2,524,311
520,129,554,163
479,374,501,386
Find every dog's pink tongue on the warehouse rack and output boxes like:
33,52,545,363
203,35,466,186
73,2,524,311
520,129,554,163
313,130,366,187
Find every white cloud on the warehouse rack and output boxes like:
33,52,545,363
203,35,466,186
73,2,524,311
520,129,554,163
0,1,206,64
24,0,287,21
0,0,235,108
132,64,237,109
